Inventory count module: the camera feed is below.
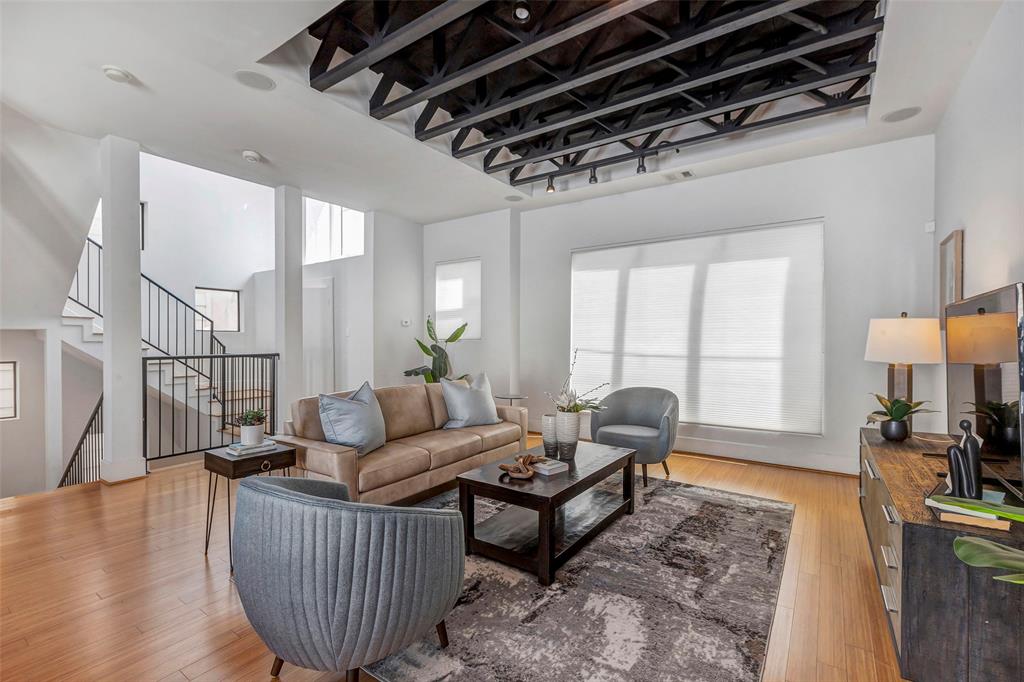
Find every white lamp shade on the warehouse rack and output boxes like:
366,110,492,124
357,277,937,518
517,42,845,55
864,317,942,364
946,311,1018,365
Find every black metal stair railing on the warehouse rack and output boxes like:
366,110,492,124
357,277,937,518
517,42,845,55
58,395,103,487
142,353,278,462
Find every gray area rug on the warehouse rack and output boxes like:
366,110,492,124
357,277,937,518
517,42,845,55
367,476,793,682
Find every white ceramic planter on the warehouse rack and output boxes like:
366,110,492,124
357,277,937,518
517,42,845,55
555,411,581,459
541,414,558,458
240,424,264,446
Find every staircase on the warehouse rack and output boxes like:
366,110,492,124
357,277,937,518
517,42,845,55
58,238,277,487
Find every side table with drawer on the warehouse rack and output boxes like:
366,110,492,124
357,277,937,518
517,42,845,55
204,444,296,573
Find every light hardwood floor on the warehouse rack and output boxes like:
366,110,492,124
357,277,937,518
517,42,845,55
0,439,907,682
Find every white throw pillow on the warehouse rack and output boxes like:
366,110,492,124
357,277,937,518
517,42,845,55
441,373,500,429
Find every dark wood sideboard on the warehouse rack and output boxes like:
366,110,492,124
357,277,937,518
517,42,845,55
859,428,1023,682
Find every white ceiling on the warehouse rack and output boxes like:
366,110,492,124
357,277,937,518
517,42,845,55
0,0,1001,224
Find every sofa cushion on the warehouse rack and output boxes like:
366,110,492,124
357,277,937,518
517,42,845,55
356,442,430,492
441,374,500,428
425,381,457,430
318,383,386,455
460,421,522,451
396,429,482,470
374,385,434,440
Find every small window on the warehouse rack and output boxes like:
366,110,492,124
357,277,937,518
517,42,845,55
195,288,240,332
435,258,482,340
303,197,365,264
0,361,18,420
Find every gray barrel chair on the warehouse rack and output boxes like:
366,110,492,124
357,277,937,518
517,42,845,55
590,387,680,486
233,477,464,680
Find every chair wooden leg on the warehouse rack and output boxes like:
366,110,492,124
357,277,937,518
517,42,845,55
661,460,671,478
436,619,450,648
641,464,648,487
270,656,284,677
346,668,360,682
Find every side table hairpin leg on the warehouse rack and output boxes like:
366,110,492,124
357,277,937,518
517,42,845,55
204,471,217,555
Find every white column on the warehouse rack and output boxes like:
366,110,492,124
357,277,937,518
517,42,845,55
41,324,63,488
275,185,303,430
100,135,146,483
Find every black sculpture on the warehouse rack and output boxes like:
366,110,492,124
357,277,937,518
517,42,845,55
946,419,983,499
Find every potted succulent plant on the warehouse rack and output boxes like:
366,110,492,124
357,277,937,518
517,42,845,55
964,400,1021,446
866,394,937,442
546,349,607,459
236,409,266,446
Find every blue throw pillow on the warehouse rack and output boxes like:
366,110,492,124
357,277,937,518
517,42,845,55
318,382,386,455
441,373,500,429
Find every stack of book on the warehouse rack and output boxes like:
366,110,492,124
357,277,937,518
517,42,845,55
925,491,1012,531
227,440,277,456
532,458,569,477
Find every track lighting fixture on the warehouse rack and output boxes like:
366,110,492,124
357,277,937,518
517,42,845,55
546,175,555,193
589,168,598,184
513,0,531,24
637,155,647,174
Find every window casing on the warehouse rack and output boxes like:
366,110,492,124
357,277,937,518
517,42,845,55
303,197,365,264
195,287,240,332
570,221,824,435
0,361,18,420
435,258,482,340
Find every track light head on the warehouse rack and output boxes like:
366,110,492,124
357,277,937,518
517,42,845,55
589,168,598,184
545,175,555,193
637,156,647,174
513,1,531,23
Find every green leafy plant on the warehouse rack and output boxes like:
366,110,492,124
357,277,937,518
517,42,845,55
866,394,937,424
931,495,1024,523
546,348,608,413
964,400,1020,428
953,537,1024,585
403,316,468,383
235,409,266,426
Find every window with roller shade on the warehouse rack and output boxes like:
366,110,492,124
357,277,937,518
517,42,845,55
435,258,482,340
570,221,824,435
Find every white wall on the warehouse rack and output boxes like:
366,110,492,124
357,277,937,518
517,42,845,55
372,211,424,388
137,153,275,346
1,104,99,329
935,0,1024,298
423,209,520,392
0,330,46,497
427,137,938,474
61,349,102,463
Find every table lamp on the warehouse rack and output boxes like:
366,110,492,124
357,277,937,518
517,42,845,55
864,312,942,404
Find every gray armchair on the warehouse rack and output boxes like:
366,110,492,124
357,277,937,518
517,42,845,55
233,477,464,681
590,387,679,487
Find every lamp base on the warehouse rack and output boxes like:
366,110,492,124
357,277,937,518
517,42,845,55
886,363,914,434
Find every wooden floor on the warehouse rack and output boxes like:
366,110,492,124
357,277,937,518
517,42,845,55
0,439,907,682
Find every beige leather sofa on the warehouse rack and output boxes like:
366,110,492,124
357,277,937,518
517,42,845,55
272,383,527,505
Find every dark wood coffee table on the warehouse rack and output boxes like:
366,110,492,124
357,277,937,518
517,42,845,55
457,441,635,585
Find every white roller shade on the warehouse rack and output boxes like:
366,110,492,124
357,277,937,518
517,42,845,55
570,221,825,435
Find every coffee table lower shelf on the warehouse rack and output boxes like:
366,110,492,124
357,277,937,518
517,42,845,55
462,485,632,585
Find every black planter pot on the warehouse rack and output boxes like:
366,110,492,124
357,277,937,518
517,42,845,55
880,420,909,442
1002,426,1020,447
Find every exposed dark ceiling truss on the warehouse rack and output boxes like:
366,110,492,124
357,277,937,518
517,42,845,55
308,0,883,188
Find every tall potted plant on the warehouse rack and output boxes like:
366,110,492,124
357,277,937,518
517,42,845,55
404,316,468,383
546,349,607,459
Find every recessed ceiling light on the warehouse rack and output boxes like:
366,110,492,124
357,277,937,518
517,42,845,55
242,150,263,163
234,70,277,92
504,195,523,202
101,65,134,83
881,106,922,123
